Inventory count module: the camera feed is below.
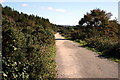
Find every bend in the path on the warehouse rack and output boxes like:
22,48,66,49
55,33,118,78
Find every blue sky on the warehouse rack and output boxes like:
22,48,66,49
1,1,118,25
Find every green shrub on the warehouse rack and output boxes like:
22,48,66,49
103,43,120,59
2,6,56,79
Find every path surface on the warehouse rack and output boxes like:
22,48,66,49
55,33,118,78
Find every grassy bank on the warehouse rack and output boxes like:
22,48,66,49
64,36,120,63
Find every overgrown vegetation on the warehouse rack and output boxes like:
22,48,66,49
56,9,120,62
2,6,56,79
2,5,120,80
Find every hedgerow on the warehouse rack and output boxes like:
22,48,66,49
2,6,56,79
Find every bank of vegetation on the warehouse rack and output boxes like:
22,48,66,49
2,5,120,79
2,6,56,79
56,9,120,62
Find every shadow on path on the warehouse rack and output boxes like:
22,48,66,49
55,38,68,40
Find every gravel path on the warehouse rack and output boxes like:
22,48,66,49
55,33,118,78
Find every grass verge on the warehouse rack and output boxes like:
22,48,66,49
63,36,120,63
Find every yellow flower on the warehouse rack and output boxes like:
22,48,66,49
3,73,7,77
13,46,17,51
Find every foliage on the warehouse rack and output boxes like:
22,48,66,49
2,6,56,79
79,9,111,27
56,9,120,61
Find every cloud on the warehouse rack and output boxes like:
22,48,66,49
47,7,54,10
41,6,54,11
56,9,66,12
40,6,66,13
0,0,4,3
21,4,28,7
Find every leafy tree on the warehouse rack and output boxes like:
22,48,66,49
79,9,112,27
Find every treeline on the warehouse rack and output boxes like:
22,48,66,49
2,6,56,79
56,9,120,60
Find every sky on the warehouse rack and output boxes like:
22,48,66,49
118,1,120,24
1,0,119,25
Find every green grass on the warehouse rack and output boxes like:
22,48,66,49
63,36,120,63
78,40,120,63
42,45,56,79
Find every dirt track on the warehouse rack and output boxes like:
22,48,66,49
55,33,118,78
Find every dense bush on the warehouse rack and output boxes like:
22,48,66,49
2,6,56,79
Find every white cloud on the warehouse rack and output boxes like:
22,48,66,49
47,7,54,10
21,4,28,7
0,0,4,3
40,6,66,13
41,6,54,11
56,9,66,12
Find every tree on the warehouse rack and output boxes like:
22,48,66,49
79,9,112,28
